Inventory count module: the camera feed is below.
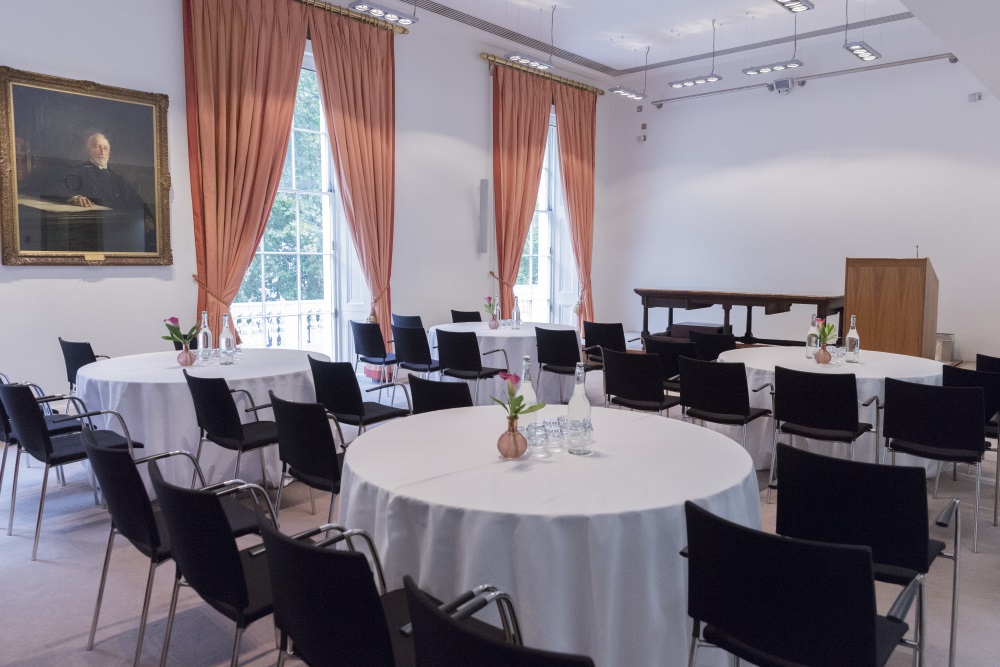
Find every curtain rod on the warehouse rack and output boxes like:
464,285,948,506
480,53,605,96
293,0,410,34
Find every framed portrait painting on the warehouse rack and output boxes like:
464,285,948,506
0,66,171,265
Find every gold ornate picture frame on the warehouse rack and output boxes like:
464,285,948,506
0,66,171,265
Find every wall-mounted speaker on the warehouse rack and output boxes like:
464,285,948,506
477,179,489,254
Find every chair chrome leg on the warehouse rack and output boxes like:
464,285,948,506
88,527,117,650
191,436,205,488
274,471,287,523
159,577,181,667
973,462,981,553
916,574,926,667
7,447,22,536
0,442,9,498
234,449,243,482
133,560,159,667
766,429,781,504
949,509,961,667
309,487,316,515
231,625,246,667
277,649,288,667
993,451,999,526
933,466,942,499
258,448,268,489
57,464,66,486
31,465,51,561
474,379,481,404
327,492,336,524
687,637,699,667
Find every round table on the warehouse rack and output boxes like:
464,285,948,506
426,322,582,405
76,348,327,488
338,405,761,666
716,346,944,469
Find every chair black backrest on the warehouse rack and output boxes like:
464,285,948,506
535,328,581,368
942,364,1000,425
602,349,663,403
269,392,341,486
0,373,14,443
684,501,880,667
183,371,244,440
173,338,199,351
436,330,484,373
642,338,696,381
258,516,396,667
774,366,859,432
687,331,737,361
403,576,595,667
0,383,52,461
883,378,985,452
308,357,365,417
678,356,750,416
148,460,250,612
83,429,162,556
409,376,474,414
582,322,625,356
451,310,482,323
392,325,434,368
351,320,388,359
976,353,1000,375
59,337,98,386
775,443,931,574
392,313,424,329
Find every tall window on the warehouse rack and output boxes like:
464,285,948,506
514,113,578,324
232,63,338,356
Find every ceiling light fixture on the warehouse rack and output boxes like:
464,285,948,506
668,20,723,90
842,0,881,61
504,5,558,72
772,0,814,13
609,46,649,100
348,1,418,25
744,12,804,76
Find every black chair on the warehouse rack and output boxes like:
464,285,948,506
392,324,441,378
392,313,424,329
451,310,482,323
687,330,737,361
582,321,626,364
183,370,278,484
941,364,1000,525
84,432,257,666
350,320,397,395
258,516,412,667
149,460,275,667
436,330,508,403
678,356,771,451
269,392,344,525
308,357,410,438
535,327,599,403
601,348,680,415
172,338,198,351
642,338,695,393
403,575,594,667
409,375,474,415
0,383,141,560
58,336,108,392
766,365,878,501
683,500,916,667
884,377,986,551
775,444,960,667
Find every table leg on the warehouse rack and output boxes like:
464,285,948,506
744,306,754,342
723,305,732,335
642,301,650,338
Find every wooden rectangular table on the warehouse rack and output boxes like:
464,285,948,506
634,288,845,345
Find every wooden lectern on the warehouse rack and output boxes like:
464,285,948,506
843,258,938,358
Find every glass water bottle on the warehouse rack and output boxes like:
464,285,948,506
218,314,236,365
196,310,213,362
519,355,537,424
845,315,861,363
567,362,590,428
805,314,819,358
512,296,522,330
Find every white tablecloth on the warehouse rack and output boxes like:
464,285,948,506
716,346,944,469
76,349,327,488
339,405,761,666
427,322,581,405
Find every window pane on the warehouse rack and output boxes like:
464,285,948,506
294,69,321,132
235,255,262,303
300,254,324,301
298,194,323,253
262,193,297,252
294,130,322,192
263,254,299,301
280,142,293,190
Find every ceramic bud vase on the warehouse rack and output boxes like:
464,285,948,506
815,343,832,365
177,343,196,367
488,314,500,330
497,417,527,459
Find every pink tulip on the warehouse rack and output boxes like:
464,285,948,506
499,371,520,392
164,316,179,327
485,296,493,303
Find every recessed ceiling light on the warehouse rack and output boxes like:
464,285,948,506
348,2,419,25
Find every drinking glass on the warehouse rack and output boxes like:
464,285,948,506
566,421,592,456
543,418,565,453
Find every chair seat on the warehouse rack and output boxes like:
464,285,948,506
888,438,984,464
399,359,441,373
780,422,873,443
610,395,681,413
43,413,83,437
209,420,278,452
541,362,601,376
872,539,946,586
663,380,681,393
333,403,409,428
442,367,504,381
200,547,273,626
287,452,345,494
360,354,397,366
47,429,144,466
684,406,770,427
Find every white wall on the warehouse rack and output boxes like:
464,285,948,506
597,58,1000,361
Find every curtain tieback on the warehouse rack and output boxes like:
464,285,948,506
192,274,228,305
489,270,514,289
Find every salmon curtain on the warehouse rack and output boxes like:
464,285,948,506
308,8,396,343
492,66,551,319
553,85,597,326
183,0,307,337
